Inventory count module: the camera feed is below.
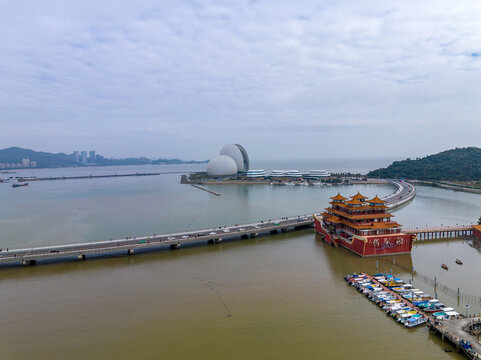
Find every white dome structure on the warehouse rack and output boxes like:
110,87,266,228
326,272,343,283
206,155,238,176
219,144,250,172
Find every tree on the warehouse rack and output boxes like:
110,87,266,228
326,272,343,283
478,217,481,225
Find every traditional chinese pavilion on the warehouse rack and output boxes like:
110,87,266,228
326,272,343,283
313,192,415,257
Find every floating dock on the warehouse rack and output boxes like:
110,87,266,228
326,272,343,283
348,273,481,359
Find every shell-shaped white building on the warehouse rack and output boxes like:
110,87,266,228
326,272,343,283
206,155,238,176
206,144,250,176
219,144,250,172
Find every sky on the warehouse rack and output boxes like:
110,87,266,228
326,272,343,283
0,0,480,161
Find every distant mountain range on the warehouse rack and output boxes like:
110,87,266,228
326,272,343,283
0,147,208,169
367,147,481,181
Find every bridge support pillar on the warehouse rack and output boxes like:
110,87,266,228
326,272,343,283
77,254,86,261
170,243,180,250
128,249,134,255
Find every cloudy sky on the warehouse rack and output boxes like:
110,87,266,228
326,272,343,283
1,0,480,160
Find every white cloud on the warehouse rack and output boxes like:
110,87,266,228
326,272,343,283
0,0,480,159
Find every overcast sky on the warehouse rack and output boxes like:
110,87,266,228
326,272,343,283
0,0,480,160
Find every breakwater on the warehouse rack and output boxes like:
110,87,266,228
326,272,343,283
6,172,187,182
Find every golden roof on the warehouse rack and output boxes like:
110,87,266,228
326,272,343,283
367,195,386,204
351,192,368,200
345,198,365,206
330,193,347,201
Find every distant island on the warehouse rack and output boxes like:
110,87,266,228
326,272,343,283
367,147,481,181
0,147,207,169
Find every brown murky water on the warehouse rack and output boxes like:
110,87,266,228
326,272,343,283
1,166,480,359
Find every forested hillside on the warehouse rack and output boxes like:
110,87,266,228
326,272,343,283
367,147,481,181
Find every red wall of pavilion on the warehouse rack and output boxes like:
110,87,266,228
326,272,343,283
474,227,481,240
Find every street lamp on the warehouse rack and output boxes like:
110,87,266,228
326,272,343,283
465,304,470,318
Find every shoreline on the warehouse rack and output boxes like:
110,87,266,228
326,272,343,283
411,180,481,195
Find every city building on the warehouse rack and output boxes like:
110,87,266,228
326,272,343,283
269,170,287,178
303,170,331,179
246,169,266,178
21,158,30,167
81,151,88,164
73,151,80,162
89,151,96,164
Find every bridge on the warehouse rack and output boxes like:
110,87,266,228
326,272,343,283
0,179,417,267
404,225,474,240
0,215,314,266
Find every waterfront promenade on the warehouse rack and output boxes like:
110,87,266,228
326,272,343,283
0,179,416,267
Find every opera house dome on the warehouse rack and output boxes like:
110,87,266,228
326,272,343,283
206,155,238,176
206,144,250,176
219,144,249,172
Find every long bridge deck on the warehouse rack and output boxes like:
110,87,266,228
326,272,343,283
0,179,416,267
0,216,314,266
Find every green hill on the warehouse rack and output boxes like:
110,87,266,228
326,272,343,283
0,147,77,168
0,147,208,169
367,147,481,181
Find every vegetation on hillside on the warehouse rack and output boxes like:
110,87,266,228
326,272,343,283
0,147,77,168
0,147,207,169
367,147,481,181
